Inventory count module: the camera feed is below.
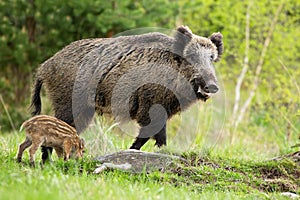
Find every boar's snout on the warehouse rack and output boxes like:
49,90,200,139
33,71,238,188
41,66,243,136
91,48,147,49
203,83,219,94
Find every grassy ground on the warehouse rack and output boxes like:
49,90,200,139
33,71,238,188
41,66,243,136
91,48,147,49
0,114,299,200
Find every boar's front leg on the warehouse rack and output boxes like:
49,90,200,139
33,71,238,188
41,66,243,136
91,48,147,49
130,137,150,150
130,122,167,150
153,123,166,147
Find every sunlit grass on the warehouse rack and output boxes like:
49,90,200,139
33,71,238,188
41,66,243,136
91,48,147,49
1,126,299,200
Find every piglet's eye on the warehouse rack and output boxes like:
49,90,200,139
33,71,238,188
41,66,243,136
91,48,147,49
210,55,214,61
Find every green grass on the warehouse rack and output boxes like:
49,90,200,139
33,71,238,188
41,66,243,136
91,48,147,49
0,116,299,200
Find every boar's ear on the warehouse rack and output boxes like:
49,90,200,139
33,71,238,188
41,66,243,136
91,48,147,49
209,32,223,61
173,25,193,56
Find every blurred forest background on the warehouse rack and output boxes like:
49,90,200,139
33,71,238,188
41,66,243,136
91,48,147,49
0,0,299,149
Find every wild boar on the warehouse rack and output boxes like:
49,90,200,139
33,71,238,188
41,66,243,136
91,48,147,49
30,26,223,161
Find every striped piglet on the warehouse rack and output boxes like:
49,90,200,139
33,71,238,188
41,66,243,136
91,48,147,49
17,115,85,166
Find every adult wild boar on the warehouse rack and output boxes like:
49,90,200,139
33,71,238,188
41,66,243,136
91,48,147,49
31,26,223,162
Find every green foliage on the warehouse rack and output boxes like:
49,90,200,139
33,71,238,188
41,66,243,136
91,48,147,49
0,0,179,132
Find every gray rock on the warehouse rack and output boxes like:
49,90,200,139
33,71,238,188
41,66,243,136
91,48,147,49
94,149,186,173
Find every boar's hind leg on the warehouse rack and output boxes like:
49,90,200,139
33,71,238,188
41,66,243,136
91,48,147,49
41,146,53,164
17,137,32,162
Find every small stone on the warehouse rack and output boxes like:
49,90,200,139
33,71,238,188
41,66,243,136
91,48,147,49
281,192,299,199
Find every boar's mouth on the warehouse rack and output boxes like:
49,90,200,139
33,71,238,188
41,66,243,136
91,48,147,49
191,79,218,102
197,86,212,101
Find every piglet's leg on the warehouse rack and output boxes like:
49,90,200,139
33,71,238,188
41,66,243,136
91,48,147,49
63,140,72,161
29,137,44,167
17,137,32,163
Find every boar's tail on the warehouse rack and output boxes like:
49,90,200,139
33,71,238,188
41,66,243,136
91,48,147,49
30,78,43,116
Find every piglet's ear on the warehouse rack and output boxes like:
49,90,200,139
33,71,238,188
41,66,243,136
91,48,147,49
173,25,193,56
209,32,223,61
